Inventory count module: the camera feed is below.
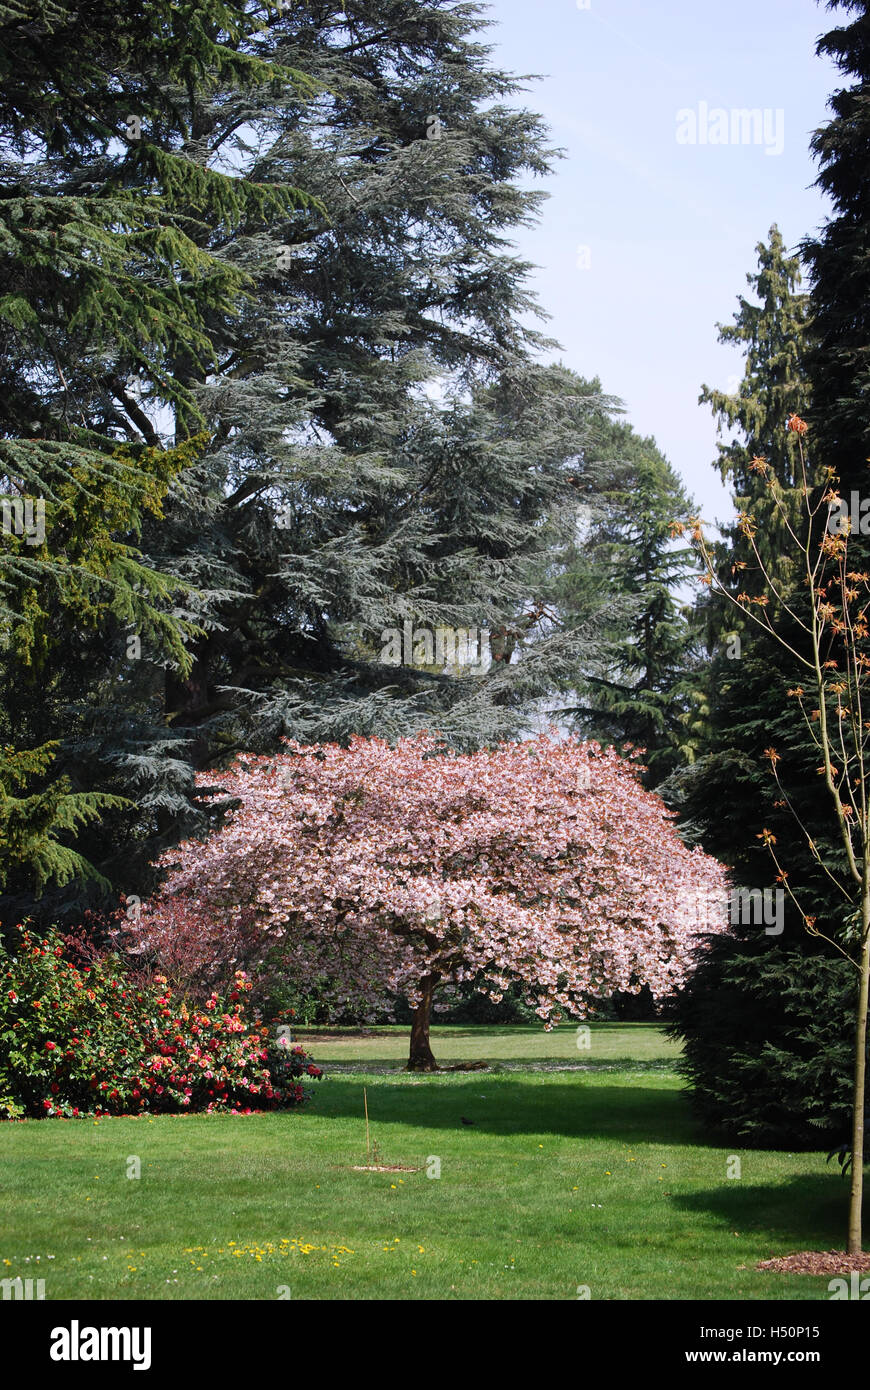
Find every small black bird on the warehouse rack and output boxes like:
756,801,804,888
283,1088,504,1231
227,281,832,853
460,1116,475,1126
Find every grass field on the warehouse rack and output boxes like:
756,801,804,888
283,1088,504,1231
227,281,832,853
300,1020,680,1068
0,1024,848,1300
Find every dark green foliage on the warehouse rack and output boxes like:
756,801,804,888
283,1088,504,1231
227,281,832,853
699,224,811,602
663,635,847,901
669,184,861,1146
136,2,622,760
0,1,314,904
0,1,720,934
0,435,211,903
0,743,126,899
152,362,620,759
668,924,863,1148
802,0,870,495
667,217,831,912
551,418,703,785
662,618,858,1149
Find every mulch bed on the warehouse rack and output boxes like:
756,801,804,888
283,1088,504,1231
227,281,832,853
757,1250,870,1275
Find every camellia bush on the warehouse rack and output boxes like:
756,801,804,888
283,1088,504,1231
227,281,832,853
136,733,731,1069
0,926,322,1120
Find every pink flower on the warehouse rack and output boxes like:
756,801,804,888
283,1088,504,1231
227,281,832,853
138,733,729,1029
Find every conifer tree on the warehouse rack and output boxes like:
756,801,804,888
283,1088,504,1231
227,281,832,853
129,2,621,762
700,224,811,594
0,0,314,902
670,3,870,1159
802,0,870,501
667,224,813,842
550,420,703,785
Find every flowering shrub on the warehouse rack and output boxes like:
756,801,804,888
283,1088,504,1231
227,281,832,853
0,926,322,1120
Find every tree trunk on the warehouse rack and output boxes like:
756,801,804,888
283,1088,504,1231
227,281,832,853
847,907,870,1255
407,975,440,1072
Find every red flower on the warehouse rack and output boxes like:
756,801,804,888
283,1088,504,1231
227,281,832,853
45,1040,56,1051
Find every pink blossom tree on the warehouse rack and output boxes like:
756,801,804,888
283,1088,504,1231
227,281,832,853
136,734,730,1069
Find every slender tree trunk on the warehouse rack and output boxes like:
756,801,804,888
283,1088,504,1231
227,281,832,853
407,974,440,1072
848,904,870,1255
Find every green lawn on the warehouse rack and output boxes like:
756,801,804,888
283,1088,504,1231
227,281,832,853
0,1024,848,1300
297,1020,680,1068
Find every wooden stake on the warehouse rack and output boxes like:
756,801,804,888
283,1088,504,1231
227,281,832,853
364,1086,370,1157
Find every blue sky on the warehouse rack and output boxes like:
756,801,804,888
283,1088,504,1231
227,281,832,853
486,0,839,521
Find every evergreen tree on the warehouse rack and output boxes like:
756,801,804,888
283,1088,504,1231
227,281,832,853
550,419,703,785
669,10,870,1152
802,0,870,499
668,921,859,1149
128,2,622,760
0,0,314,903
4,1,626,924
666,224,815,850
699,224,811,597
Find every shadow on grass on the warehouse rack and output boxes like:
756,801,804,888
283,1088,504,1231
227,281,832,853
670,1175,847,1251
316,1073,705,1147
